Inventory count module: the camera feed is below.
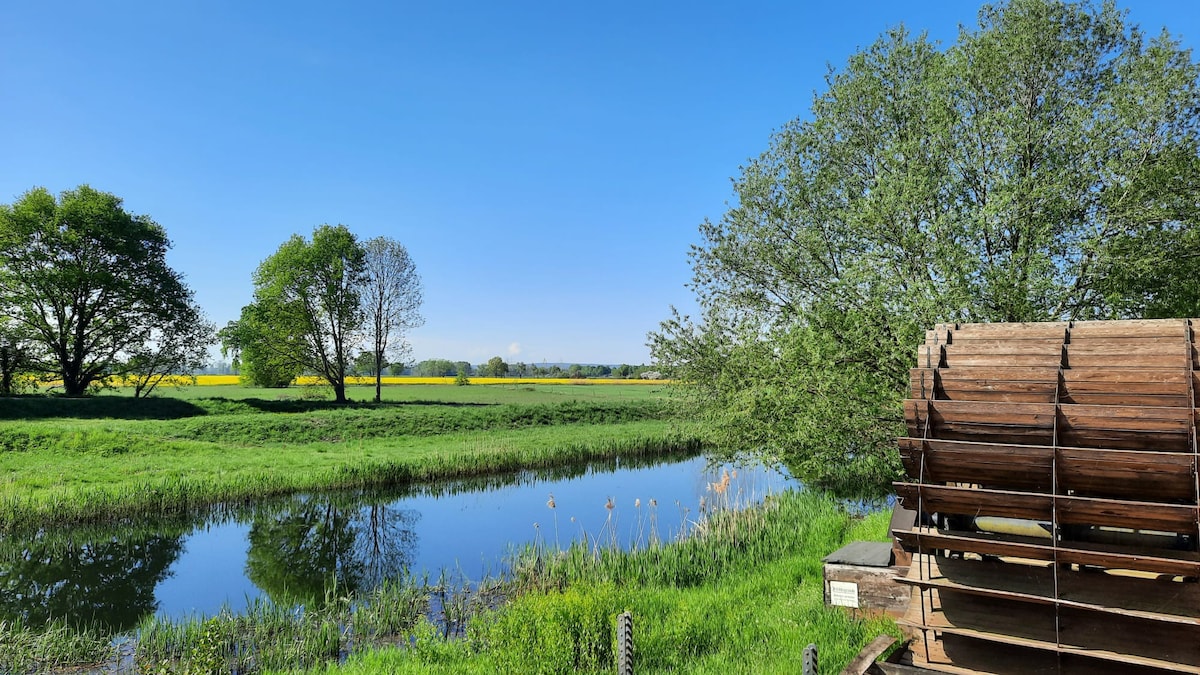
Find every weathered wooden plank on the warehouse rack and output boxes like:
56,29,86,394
1058,497,1197,533
894,528,1200,577
916,344,942,368
943,352,1065,368
1069,319,1189,339
909,369,937,400
1065,352,1191,369
949,322,1069,340
903,554,1200,624
906,400,1058,444
1058,447,1196,499
896,438,1054,491
944,339,1065,353
908,589,1200,672
898,438,1198,497
895,483,1196,534
907,631,1177,675
1059,404,1191,450
894,483,1051,522
840,635,899,675
936,366,1062,382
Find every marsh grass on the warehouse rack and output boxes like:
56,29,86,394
0,619,114,673
294,489,898,675
134,577,433,674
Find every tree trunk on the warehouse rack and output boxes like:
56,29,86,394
333,380,347,403
374,372,382,403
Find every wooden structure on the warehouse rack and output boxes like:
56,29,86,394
893,319,1200,674
823,541,912,619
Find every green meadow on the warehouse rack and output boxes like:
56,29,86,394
0,383,897,674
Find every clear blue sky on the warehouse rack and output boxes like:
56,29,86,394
2,1,1196,366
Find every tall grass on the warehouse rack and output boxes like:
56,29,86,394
0,620,114,673
292,489,898,675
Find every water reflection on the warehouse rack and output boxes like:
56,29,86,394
0,450,793,633
246,499,419,605
0,526,184,632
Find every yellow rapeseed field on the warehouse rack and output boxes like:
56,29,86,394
31,374,668,388
190,375,665,386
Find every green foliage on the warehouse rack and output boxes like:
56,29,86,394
481,356,509,378
652,0,1200,495
455,368,470,386
414,359,458,377
231,225,368,402
0,185,212,396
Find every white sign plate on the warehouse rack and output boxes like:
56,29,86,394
829,580,860,608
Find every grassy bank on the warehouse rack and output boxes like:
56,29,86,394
107,490,894,675
0,385,698,530
298,491,898,675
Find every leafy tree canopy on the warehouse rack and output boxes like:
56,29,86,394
227,225,367,402
650,0,1200,495
0,185,212,396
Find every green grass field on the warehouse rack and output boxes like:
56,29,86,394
0,383,899,674
0,384,696,529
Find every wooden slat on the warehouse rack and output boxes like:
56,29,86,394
908,632,1177,675
942,352,1065,368
899,438,1197,499
906,400,1056,444
894,483,1051,522
944,339,1065,353
948,322,1069,340
897,438,1053,491
894,528,1200,577
903,589,1200,672
1058,446,1196,500
1068,319,1189,339
901,554,1200,625
1058,404,1191,450
1065,352,1190,369
896,483,1197,534
910,368,937,400
936,366,1062,382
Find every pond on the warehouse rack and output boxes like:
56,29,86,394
0,451,795,634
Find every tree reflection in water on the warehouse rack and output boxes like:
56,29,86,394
0,526,184,633
245,494,419,605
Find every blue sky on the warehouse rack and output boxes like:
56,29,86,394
2,1,1197,366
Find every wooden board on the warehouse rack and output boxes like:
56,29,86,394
903,588,1200,672
894,483,1198,534
893,528,1200,577
900,554,1200,624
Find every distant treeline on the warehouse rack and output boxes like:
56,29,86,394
197,358,659,379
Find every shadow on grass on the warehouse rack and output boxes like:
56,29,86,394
0,395,492,421
0,395,208,421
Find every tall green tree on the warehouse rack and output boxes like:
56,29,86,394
650,0,1200,495
231,225,367,403
362,237,423,402
218,309,304,388
0,186,212,396
483,356,509,378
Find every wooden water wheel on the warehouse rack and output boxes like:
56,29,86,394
893,318,1200,675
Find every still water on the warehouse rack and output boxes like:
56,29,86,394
0,452,794,633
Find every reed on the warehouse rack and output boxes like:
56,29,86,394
294,489,897,675
0,620,114,673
